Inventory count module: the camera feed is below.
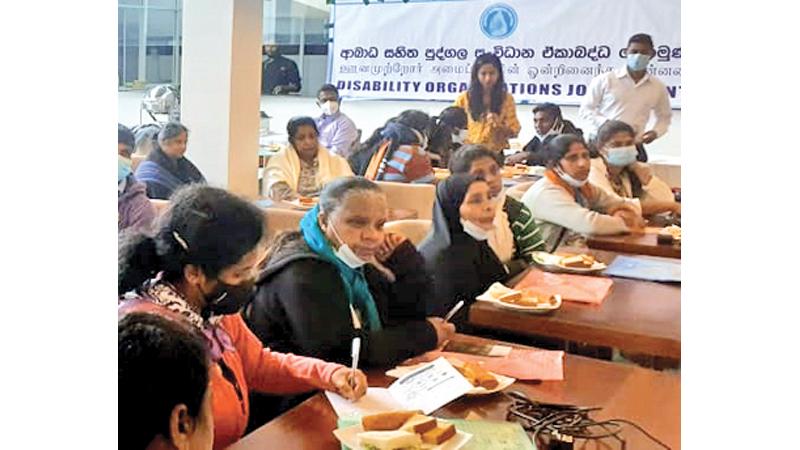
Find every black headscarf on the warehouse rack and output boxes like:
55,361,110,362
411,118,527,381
418,174,507,321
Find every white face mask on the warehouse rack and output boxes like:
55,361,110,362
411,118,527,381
320,100,339,116
460,218,493,241
451,129,468,144
328,220,367,268
555,166,588,188
605,145,638,167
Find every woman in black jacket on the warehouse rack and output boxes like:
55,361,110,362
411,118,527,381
245,176,454,367
134,121,205,200
418,173,508,326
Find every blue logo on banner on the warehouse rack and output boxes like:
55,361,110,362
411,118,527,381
480,4,518,39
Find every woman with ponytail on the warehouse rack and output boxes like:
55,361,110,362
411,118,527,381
118,184,367,450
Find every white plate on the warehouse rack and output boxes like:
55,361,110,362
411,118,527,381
475,283,562,314
385,364,515,396
333,423,472,450
285,198,317,210
531,251,607,274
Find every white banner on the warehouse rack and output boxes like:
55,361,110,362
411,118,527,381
330,0,681,108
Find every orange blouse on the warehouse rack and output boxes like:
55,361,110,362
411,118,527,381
453,91,521,153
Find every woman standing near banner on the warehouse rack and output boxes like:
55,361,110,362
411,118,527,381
454,53,521,153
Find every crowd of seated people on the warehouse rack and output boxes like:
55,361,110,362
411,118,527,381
118,32,679,449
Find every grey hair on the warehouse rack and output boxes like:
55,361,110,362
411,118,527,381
158,121,189,143
319,176,384,216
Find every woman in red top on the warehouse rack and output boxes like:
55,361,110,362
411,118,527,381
118,185,367,449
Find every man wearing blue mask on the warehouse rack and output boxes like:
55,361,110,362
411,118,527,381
118,124,156,232
579,33,672,162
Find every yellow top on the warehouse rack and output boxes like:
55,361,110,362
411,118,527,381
453,91,521,153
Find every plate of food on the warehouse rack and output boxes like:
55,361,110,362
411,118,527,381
501,164,530,179
657,225,682,244
286,196,318,210
386,358,515,396
476,282,561,313
333,411,472,450
531,251,607,274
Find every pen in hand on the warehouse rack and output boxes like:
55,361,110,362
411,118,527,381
443,299,465,324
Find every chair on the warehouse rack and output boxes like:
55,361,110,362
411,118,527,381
384,219,432,247
149,199,170,216
263,207,305,244
131,154,146,172
375,181,436,220
507,181,535,202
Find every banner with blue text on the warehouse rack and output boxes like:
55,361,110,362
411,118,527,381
331,0,680,107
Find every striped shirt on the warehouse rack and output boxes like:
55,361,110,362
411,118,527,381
505,196,546,260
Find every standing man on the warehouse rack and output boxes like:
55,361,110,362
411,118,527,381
579,33,672,161
262,43,301,95
506,103,582,166
314,84,359,158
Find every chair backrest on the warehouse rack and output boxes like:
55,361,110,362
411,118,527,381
149,199,170,216
131,154,146,172
375,181,436,220
506,181,535,202
263,207,305,244
384,219,432,247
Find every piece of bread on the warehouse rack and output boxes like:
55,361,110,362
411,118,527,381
357,430,422,450
497,291,522,303
560,254,595,268
452,360,498,389
401,414,438,434
421,423,457,445
362,411,422,431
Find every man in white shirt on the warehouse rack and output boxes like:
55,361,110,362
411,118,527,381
579,33,672,162
314,84,359,158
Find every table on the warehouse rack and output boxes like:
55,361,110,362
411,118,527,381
468,250,681,359
230,334,680,450
587,228,681,259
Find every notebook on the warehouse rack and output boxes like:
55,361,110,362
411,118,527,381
513,268,614,305
603,255,681,283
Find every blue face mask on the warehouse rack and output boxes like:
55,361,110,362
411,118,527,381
118,155,132,183
627,53,651,72
606,145,638,167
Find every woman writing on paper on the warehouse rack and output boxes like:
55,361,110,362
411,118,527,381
263,116,353,201
118,185,367,449
246,176,454,367
453,53,521,153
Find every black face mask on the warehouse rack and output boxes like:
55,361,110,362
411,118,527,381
202,278,256,319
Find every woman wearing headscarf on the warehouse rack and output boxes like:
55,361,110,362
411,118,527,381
246,176,454,367
419,173,508,326
135,121,206,200
263,116,353,200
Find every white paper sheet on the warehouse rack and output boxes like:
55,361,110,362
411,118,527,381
325,358,473,417
387,357,474,415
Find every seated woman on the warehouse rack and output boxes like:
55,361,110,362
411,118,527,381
419,173,508,326
119,312,213,450
588,120,680,217
521,134,644,251
119,123,156,232
246,176,454,367
264,116,353,201
428,106,468,168
349,110,435,183
453,53,521,153
448,145,546,275
135,121,206,200
118,185,367,450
